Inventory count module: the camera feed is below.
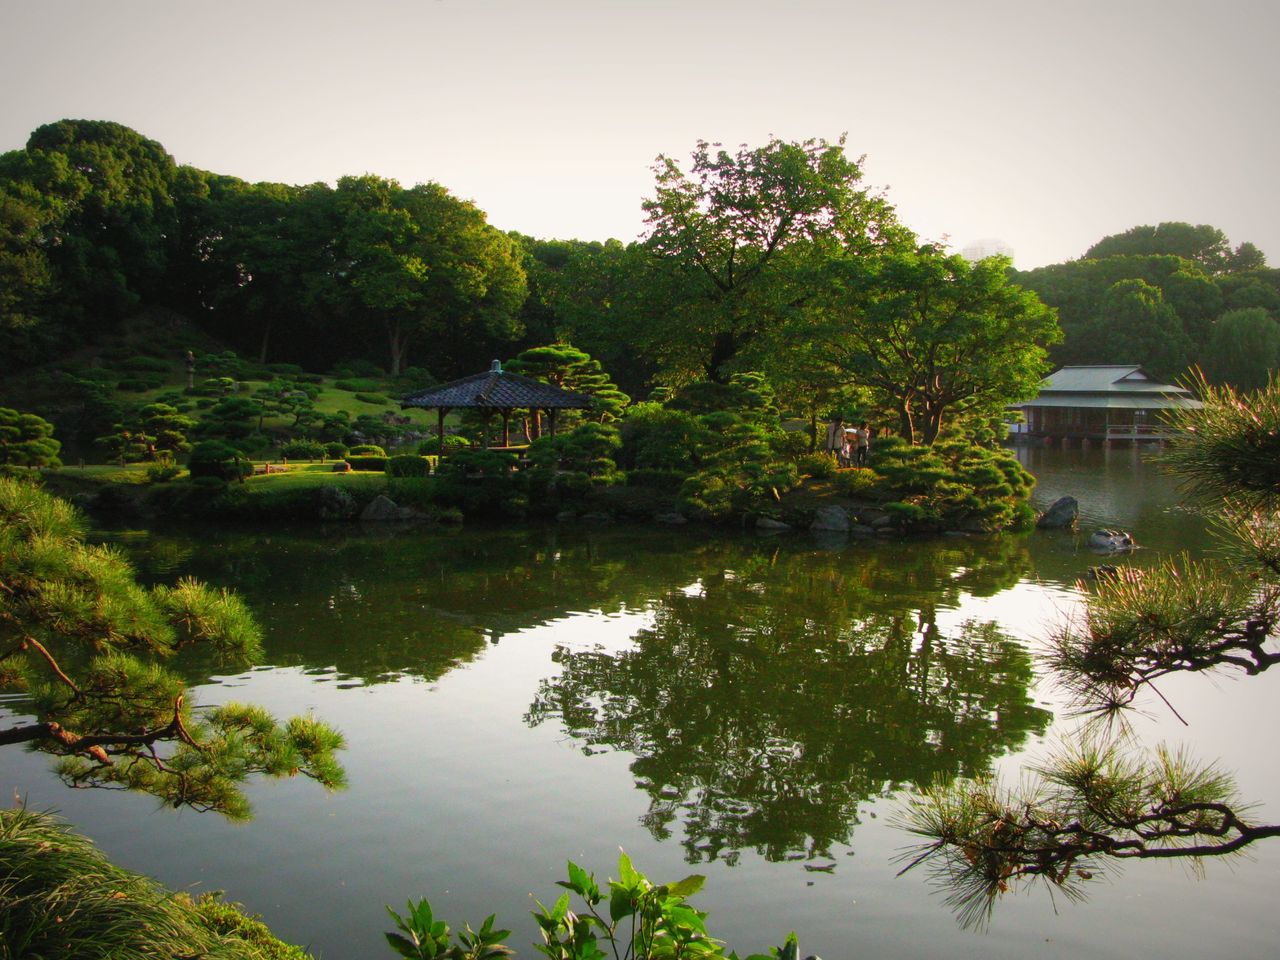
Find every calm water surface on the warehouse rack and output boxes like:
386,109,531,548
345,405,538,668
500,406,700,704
3,446,1277,958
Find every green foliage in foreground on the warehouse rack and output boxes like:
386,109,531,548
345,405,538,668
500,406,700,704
388,853,809,960
0,477,346,818
0,807,310,960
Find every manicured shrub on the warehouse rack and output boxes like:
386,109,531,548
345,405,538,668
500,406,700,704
354,392,388,405
418,434,470,455
121,356,172,374
280,439,326,461
0,408,62,467
329,359,383,378
349,443,386,456
386,454,431,477
145,462,182,483
335,378,381,392
188,440,251,481
325,441,349,460
194,377,236,397
835,467,883,497
626,468,686,489
117,376,161,392
798,452,837,479
345,456,388,472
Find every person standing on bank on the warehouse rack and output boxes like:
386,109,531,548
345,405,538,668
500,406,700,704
855,421,871,467
825,416,843,458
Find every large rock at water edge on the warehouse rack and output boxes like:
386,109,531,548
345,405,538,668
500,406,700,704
1036,496,1079,529
360,495,420,522
810,505,851,532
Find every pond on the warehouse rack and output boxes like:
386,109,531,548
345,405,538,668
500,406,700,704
3,445,1278,959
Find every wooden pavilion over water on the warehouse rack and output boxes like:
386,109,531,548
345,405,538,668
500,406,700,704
1009,365,1201,445
401,360,593,448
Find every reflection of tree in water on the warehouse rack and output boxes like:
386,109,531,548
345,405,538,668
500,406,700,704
527,544,1050,865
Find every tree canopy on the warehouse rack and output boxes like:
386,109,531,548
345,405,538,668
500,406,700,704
638,136,909,382
814,249,1059,444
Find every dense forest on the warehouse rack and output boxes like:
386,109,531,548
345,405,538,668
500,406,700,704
1,119,1275,409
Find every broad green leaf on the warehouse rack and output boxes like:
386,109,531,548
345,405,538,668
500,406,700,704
384,932,422,959
608,885,635,923
617,849,641,887
666,874,706,899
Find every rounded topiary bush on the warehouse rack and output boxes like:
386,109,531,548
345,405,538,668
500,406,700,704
188,441,252,481
345,456,387,472
418,435,470,455
280,439,326,461
386,455,431,478
349,444,386,457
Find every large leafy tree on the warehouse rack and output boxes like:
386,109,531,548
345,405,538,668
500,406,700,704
333,176,526,376
1200,307,1280,390
815,249,1059,444
0,478,344,819
1085,221,1265,275
1080,278,1195,381
1,121,180,332
640,136,909,382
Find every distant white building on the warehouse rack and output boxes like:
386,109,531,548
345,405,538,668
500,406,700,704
960,238,1015,264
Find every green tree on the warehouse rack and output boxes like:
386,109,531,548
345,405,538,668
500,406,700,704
505,342,629,437
0,407,61,467
1084,222,1264,274
816,249,1059,444
1080,277,1194,380
640,136,908,382
1,121,180,334
0,183,53,355
334,176,526,376
1201,307,1280,390
0,478,344,818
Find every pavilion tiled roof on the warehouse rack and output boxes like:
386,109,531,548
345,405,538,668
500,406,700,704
1014,365,1201,410
401,362,593,411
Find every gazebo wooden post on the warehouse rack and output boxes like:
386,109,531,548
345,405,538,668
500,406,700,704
501,408,512,447
547,407,558,438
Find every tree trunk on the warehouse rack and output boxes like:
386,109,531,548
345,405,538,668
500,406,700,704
707,330,738,383
386,320,409,376
922,403,945,445
897,399,917,444
258,318,273,364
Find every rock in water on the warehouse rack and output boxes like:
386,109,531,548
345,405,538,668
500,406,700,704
360,495,419,522
1088,528,1136,552
1036,496,1079,529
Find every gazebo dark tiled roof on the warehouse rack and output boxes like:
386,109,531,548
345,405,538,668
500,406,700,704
401,361,593,412
401,361,593,448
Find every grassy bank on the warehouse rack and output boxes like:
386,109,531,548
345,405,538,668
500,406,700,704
0,807,309,960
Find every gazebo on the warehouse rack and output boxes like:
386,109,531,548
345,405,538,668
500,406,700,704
401,360,594,449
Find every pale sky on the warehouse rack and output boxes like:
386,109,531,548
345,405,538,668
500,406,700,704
2,0,1276,269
